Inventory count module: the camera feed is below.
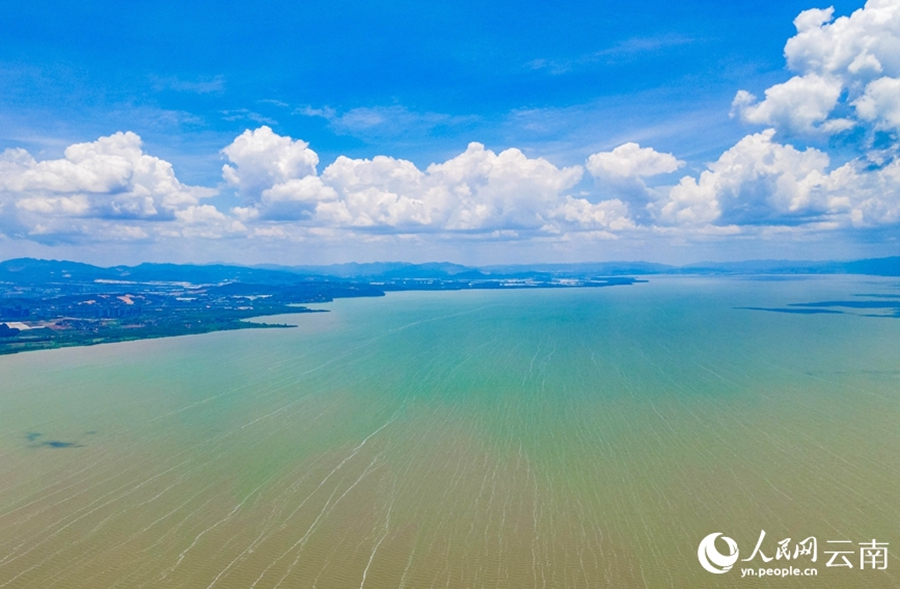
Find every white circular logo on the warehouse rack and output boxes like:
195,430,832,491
698,533,739,574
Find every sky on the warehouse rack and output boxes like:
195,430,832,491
0,0,898,266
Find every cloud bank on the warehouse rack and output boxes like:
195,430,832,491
1,1,898,260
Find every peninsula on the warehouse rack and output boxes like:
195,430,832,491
0,258,639,354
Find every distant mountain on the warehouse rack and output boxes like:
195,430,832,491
256,261,485,279
0,258,325,287
2,255,898,288
0,258,121,284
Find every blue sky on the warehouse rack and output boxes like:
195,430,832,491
1,0,897,265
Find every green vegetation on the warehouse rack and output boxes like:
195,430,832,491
0,257,644,355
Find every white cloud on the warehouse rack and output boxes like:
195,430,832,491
853,76,900,130
222,126,319,197
732,74,852,134
657,130,831,225
425,143,585,230
733,0,900,134
586,142,683,179
785,2,900,77
0,132,209,215
0,131,212,222
175,205,247,239
221,129,591,233
258,177,340,221
655,128,900,228
550,196,634,230
320,155,432,227
692,1,900,239
0,132,225,243
24,219,153,242
584,143,683,224
16,195,91,216
819,158,900,225
4,108,899,255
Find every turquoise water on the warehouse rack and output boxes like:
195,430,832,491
0,276,897,588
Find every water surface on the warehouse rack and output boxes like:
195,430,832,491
0,276,897,588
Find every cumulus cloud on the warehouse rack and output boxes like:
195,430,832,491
654,128,900,228
222,126,319,197
658,1,900,237
221,128,593,233
0,132,229,243
318,155,431,227
733,0,900,135
425,143,585,230
853,75,900,130
255,6,900,244
657,130,829,225
2,113,896,252
0,132,210,217
0,132,207,235
586,143,683,180
584,143,683,224
732,75,852,134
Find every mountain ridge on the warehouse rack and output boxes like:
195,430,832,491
2,256,898,285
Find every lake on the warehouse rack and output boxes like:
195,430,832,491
0,276,897,588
